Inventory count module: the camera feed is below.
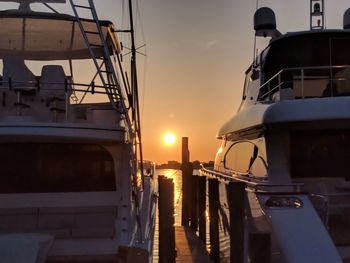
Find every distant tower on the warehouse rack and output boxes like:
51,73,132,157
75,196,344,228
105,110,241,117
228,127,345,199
310,0,325,30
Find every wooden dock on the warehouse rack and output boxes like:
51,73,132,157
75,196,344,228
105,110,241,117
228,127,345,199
175,226,213,263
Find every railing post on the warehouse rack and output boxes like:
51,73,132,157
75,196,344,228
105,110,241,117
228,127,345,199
278,73,281,96
301,68,304,99
209,178,220,263
198,176,207,243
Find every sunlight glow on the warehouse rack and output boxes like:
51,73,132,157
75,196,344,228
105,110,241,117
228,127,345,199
163,132,176,146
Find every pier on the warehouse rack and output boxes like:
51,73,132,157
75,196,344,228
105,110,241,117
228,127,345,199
157,137,271,263
175,226,212,263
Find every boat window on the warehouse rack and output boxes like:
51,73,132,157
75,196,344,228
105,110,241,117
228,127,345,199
250,157,267,177
243,70,253,99
0,143,116,193
224,140,267,177
260,34,350,99
290,130,350,179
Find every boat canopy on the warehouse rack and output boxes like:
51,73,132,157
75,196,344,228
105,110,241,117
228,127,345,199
0,10,120,60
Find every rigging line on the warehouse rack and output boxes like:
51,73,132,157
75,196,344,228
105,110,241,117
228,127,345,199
136,0,147,128
43,3,59,13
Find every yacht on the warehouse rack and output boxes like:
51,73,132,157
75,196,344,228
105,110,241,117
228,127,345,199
0,0,156,262
201,1,350,262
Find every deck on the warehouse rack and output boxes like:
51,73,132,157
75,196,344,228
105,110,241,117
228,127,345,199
175,226,213,263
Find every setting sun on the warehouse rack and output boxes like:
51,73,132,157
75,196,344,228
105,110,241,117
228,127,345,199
163,132,176,146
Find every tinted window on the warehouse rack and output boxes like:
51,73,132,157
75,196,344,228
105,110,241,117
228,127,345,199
291,130,350,179
0,143,115,193
225,142,255,174
224,141,267,177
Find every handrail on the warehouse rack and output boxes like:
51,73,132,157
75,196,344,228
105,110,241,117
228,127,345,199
200,166,303,192
258,64,350,101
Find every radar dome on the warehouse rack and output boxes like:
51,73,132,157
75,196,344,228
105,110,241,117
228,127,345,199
254,7,280,38
344,8,350,29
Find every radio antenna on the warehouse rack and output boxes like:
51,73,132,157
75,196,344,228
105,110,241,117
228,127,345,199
252,0,259,67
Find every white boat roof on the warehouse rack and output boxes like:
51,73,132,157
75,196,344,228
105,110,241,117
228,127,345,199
0,10,119,60
217,97,350,138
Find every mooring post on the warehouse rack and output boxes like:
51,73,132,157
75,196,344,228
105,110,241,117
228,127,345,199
248,232,271,263
158,175,175,263
198,176,207,243
181,137,192,226
190,175,199,231
209,178,220,263
227,182,245,263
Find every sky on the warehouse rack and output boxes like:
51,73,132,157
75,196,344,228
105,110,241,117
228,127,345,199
1,0,349,164
132,0,350,164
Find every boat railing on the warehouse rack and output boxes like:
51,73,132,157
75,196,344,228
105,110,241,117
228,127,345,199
258,65,350,101
0,78,127,123
200,166,303,193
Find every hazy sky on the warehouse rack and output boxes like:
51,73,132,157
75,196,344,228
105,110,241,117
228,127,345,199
103,0,350,164
2,0,349,164
133,0,350,164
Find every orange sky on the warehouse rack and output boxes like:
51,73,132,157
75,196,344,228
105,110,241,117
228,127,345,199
136,0,350,164
2,0,349,164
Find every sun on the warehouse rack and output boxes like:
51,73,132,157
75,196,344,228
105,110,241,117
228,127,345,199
163,132,176,146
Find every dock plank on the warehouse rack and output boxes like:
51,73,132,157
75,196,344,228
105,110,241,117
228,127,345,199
175,226,213,263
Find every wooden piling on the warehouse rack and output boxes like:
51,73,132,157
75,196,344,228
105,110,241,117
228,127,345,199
158,175,175,263
227,182,245,263
248,232,271,263
209,178,220,263
198,176,207,243
181,137,190,226
190,175,199,231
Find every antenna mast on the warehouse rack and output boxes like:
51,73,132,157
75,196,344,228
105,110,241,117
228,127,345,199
310,0,325,30
128,0,144,181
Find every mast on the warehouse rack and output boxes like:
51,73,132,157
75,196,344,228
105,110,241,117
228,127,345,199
128,0,144,181
310,0,325,30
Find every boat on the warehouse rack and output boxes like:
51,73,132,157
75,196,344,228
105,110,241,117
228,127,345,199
0,0,156,262
200,1,350,262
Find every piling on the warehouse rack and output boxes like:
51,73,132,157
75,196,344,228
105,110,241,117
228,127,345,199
209,178,220,263
158,175,175,263
227,182,246,263
190,175,199,231
248,232,271,263
198,176,207,243
181,137,189,226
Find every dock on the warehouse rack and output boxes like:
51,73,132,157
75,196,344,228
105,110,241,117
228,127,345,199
175,226,213,263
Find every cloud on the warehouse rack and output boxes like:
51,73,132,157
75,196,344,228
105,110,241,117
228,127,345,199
204,40,219,50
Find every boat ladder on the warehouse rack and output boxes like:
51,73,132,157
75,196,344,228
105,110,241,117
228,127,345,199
69,0,143,242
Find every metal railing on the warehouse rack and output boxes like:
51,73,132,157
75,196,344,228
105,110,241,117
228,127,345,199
258,65,350,101
0,78,125,122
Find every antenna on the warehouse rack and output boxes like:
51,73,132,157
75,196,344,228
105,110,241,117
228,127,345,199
310,0,325,30
252,0,259,67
